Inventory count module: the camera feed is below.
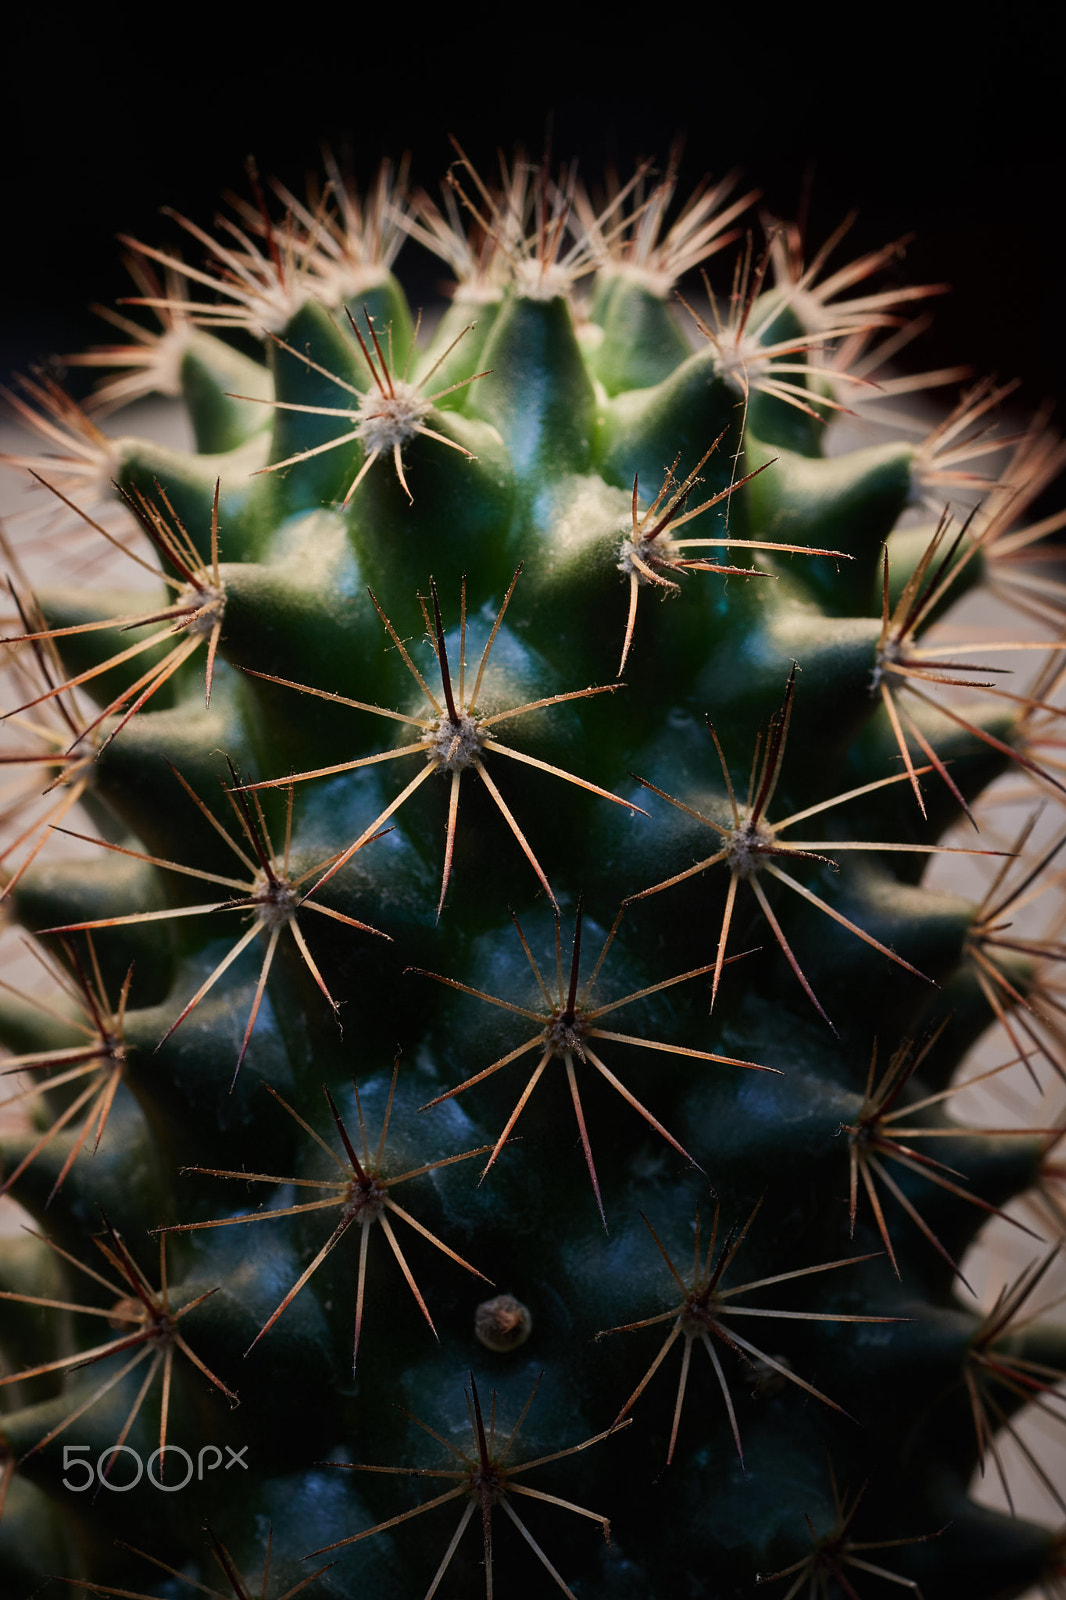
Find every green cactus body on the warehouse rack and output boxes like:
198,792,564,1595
1,150,1065,1600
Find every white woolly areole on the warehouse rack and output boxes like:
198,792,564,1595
546,1007,587,1057
725,816,774,879
355,381,432,452
712,336,765,397
453,282,506,307
607,260,675,300
342,1173,387,1222
617,529,680,583
425,710,485,771
325,262,392,306
870,637,903,695
177,580,227,637
512,258,576,302
252,871,300,931
259,291,315,336
140,326,191,399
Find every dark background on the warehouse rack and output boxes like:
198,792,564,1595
4,11,1062,512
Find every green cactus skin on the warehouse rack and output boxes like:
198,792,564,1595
1,150,1065,1600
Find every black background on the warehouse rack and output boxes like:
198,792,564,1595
4,9,1062,513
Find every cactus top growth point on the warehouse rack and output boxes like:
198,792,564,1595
2,144,1066,1600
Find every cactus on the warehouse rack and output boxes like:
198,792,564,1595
1,145,1065,1599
